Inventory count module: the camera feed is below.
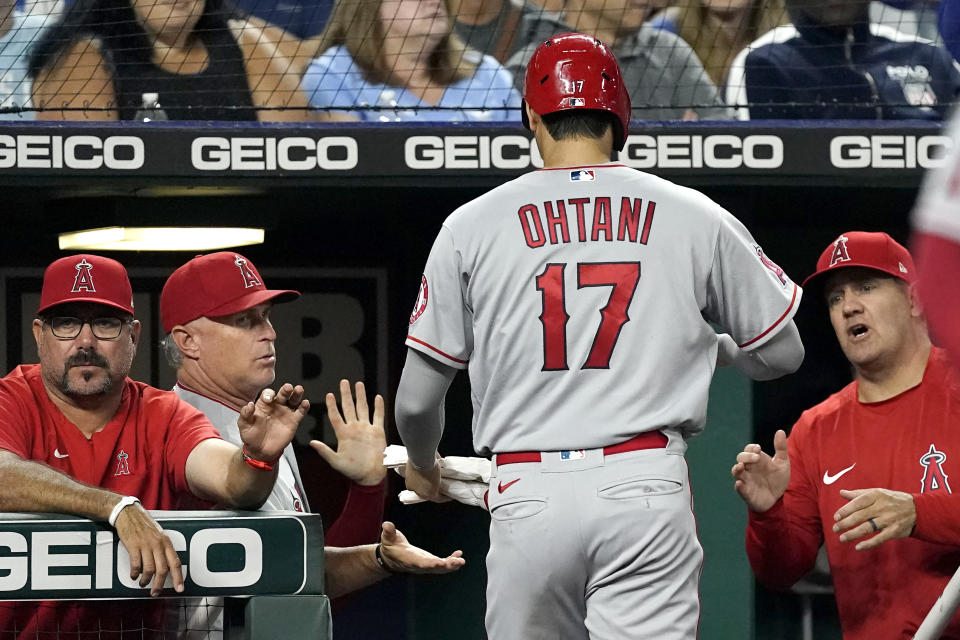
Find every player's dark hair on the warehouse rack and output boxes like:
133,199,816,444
541,110,617,144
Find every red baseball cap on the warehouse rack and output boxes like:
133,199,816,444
160,252,299,333
802,231,916,290
38,254,135,315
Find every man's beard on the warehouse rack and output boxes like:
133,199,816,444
59,349,113,397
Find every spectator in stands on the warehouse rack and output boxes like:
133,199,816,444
650,0,787,87
0,0,47,120
26,0,319,121
732,232,960,639
726,0,960,119
506,0,732,120
301,0,521,122
450,0,525,63
159,251,388,634
0,253,464,638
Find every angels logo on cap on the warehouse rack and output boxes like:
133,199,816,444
829,235,852,267
72,259,96,293
160,252,299,333
38,254,135,315
235,255,263,289
802,231,916,290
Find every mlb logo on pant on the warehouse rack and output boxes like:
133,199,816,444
561,450,586,460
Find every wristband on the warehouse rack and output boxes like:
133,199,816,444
108,496,140,527
375,543,396,573
242,446,280,471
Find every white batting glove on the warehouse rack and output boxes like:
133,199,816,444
386,446,491,510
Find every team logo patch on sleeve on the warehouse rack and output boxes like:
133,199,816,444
409,275,429,324
755,246,787,285
570,170,595,182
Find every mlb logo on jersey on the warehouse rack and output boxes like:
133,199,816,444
561,449,586,460
570,170,595,182
565,97,585,107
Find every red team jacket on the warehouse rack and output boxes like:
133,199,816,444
747,347,960,639
0,364,221,639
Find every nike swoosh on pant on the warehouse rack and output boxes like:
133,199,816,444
498,478,520,493
823,463,856,485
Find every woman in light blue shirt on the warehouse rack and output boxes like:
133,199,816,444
301,0,521,122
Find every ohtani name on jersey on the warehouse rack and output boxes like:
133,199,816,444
518,197,656,248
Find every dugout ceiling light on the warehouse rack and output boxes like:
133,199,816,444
58,227,265,251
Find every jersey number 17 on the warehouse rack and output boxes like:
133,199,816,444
535,261,640,371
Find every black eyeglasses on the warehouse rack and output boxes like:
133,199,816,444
46,317,127,340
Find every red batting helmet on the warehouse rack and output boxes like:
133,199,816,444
522,32,631,150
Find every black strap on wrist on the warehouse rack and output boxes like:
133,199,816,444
375,543,396,573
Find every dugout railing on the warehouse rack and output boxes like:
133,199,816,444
0,511,331,639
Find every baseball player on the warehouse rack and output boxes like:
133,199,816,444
395,33,805,639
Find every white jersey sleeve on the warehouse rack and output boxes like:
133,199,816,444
706,210,802,350
406,226,473,369
912,113,960,241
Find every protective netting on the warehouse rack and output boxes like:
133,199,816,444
0,0,955,122
0,599,223,639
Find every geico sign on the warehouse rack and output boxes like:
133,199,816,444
622,135,784,169
0,135,143,169
192,136,358,170
0,527,262,591
830,135,952,169
405,135,543,169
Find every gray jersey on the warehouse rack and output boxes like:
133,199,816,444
174,384,308,512
913,111,960,240
406,162,801,455
173,384,308,640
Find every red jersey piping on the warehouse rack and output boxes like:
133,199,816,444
739,283,799,348
406,336,468,364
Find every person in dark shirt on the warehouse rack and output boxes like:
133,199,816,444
27,0,321,121
726,0,960,119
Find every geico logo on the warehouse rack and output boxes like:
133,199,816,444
191,136,358,170
0,527,263,592
404,135,543,169
621,134,784,169
0,135,144,169
830,135,952,169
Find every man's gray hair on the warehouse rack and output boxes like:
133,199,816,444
160,333,183,369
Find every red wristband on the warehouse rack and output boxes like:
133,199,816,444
241,446,280,471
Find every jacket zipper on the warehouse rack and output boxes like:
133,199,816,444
845,28,882,118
